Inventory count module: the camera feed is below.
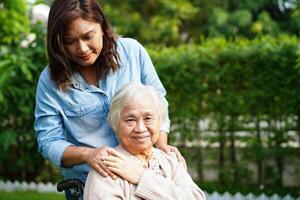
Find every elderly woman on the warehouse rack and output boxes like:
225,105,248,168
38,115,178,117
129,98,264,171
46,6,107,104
84,84,206,200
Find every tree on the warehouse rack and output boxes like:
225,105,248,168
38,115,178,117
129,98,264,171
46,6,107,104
0,0,53,182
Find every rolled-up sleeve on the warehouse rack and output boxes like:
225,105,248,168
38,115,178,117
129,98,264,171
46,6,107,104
34,71,72,167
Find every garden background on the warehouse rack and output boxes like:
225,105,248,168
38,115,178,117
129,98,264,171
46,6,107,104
1,0,300,198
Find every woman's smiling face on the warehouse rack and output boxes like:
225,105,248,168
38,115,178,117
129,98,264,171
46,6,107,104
117,97,161,155
63,17,103,69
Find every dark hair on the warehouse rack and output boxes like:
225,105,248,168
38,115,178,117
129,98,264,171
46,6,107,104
47,0,120,90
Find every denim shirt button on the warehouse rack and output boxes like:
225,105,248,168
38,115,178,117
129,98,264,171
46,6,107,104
74,82,79,88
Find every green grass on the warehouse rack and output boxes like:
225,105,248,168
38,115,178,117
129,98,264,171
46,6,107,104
0,191,65,200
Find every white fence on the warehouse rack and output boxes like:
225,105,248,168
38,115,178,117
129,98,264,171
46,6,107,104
0,180,58,193
207,192,300,200
0,180,299,200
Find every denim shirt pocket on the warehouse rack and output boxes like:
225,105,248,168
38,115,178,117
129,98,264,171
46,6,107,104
63,103,107,133
64,104,95,116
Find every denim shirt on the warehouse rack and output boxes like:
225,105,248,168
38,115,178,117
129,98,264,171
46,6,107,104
34,38,170,182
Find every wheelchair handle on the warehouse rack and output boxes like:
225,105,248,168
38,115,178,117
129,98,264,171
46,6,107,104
57,178,84,192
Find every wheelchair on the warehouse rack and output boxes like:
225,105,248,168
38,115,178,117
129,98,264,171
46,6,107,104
57,179,85,200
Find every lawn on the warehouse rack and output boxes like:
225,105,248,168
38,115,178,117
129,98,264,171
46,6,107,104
0,191,65,200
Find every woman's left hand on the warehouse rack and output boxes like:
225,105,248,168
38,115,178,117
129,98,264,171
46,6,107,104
103,148,146,185
157,144,187,170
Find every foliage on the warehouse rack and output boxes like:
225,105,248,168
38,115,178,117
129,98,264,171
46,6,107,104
98,0,299,43
101,0,198,45
0,0,29,44
0,0,60,182
1,0,300,191
150,35,300,187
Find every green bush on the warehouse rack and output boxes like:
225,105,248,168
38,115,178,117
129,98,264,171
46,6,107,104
1,10,300,189
150,35,300,187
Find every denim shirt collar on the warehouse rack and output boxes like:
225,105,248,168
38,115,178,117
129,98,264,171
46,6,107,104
70,71,85,90
70,71,103,93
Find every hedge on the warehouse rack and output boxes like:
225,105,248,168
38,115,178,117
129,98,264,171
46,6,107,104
0,34,299,188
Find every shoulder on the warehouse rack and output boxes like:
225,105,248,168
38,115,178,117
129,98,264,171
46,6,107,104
116,38,149,63
38,67,51,86
153,148,179,168
116,37,145,54
86,169,120,186
153,148,188,178
85,169,130,199
37,67,58,92
117,37,142,48
87,168,132,191
39,66,50,80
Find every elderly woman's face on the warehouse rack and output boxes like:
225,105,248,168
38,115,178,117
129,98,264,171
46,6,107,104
117,97,160,155
63,17,103,69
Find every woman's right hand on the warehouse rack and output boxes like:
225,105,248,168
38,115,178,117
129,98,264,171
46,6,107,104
86,146,117,179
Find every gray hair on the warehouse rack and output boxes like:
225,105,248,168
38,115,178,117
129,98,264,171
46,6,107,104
108,83,165,132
